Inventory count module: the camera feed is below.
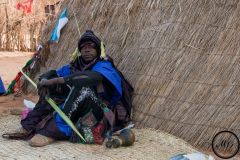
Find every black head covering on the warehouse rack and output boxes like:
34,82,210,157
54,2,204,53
78,30,101,56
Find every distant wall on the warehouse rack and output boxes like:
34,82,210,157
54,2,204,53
0,0,61,51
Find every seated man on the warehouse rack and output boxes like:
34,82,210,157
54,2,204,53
2,30,133,147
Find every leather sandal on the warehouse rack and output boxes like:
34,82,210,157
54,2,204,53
2,127,31,140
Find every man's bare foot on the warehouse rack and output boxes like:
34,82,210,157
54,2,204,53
29,134,55,147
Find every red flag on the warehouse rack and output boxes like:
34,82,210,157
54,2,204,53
16,0,33,15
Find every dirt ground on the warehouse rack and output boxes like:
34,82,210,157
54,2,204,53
0,51,232,160
0,51,36,115
0,51,33,88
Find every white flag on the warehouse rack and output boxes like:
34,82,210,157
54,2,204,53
50,8,68,42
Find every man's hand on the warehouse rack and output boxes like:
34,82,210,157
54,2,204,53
38,79,51,88
38,86,50,103
37,79,53,100
37,77,65,89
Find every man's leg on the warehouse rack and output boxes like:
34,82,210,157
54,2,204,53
62,87,103,123
2,101,54,140
21,101,54,131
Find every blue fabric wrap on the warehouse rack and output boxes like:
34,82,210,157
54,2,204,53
54,61,122,137
92,61,122,104
56,65,73,136
0,77,5,93
56,64,71,77
55,104,72,137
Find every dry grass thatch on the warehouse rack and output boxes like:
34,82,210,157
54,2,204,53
35,0,240,149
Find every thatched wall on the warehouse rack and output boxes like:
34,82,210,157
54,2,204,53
38,0,240,148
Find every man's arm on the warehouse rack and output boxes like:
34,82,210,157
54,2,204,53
64,71,103,87
38,71,103,88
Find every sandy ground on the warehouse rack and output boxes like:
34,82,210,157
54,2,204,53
0,51,33,88
0,51,233,160
0,51,36,115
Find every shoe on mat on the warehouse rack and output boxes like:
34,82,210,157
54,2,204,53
2,127,30,139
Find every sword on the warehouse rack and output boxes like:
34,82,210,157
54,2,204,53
20,69,86,142
113,123,135,135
